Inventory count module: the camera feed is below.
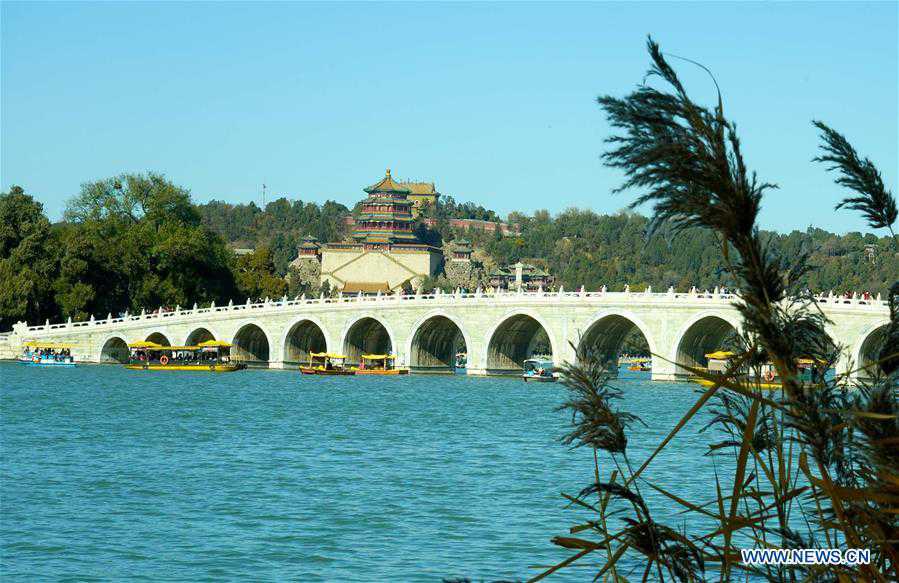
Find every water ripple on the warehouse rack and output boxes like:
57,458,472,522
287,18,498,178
2,363,724,581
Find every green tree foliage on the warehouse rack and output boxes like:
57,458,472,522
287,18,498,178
0,187,58,329
418,195,501,222
0,174,246,329
201,188,898,295
198,194,500,275
417,274,455,294
286,269,306,298
233,246,288,301
60,173,238,315
481,209,898,294
2,168,894,331
196,197,350,275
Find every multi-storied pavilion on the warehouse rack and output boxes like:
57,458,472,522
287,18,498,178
352,169,419,247
319,169,441,294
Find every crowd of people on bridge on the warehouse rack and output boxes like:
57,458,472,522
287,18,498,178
813,290,878,304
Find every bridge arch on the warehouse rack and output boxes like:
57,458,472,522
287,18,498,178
282,316,329,365
672,311,742,377
231,322,273,364
852,320,891,379
145,331,171,346
342,315,396,366
99,335,129,363
184,327,219,346
406,310,471,372
484,310,557,374
577,310,657,369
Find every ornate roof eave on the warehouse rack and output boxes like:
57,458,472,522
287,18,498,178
356,214,416,221
365,196,413,205
399,181,440,196
363,168,411,195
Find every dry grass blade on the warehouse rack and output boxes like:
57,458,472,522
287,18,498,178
722,398,759,576
626,382,721,487
527,547,598,582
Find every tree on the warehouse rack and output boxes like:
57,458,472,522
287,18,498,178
66,172,198,227
0,187,58,329
234,246,287,301
63,172,237,314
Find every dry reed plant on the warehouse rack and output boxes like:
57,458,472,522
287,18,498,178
533,39,898,583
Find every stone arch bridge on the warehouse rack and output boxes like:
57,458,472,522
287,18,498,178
1,289,889,381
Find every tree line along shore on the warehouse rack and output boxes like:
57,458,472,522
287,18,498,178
1,175,896,332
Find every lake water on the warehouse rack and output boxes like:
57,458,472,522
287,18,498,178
1,363,728,581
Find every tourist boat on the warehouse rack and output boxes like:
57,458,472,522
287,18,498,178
19,342,77,367
522,358,556,382
300,352,356,375
353,354,409,375
455,352,467,368
627,358,652,372
692,351,817,390
124,340,245,372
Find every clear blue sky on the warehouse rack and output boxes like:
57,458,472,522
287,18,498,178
2,1,896,234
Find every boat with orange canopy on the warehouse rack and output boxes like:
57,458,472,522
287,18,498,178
300,353,356,375
353,354,409,375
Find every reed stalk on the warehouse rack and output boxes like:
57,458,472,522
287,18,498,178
536,38,899,583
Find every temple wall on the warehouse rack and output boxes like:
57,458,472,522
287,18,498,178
321,248,440,291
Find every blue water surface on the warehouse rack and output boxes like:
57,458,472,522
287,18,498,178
1,363,725,581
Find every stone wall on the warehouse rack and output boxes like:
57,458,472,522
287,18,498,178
445,260,486,290
287,259,321,295
321,248,441,291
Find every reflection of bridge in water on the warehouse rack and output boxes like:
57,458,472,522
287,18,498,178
1,288,889,381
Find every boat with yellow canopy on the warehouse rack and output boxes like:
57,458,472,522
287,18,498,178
353,354,409,376
692,351,818,390
19,341,78,366
300,353,355,375
627,357,652,372
125,340,245,372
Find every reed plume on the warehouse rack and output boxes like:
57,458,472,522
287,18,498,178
813,121,897,241
533,37,898,582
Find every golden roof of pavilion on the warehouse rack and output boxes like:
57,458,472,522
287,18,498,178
364,168,411,195
398,180,438,196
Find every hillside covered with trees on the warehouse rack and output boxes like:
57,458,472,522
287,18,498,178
195,195,501,275
476,209,898,295
2,175,896,331
198,195,898,296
